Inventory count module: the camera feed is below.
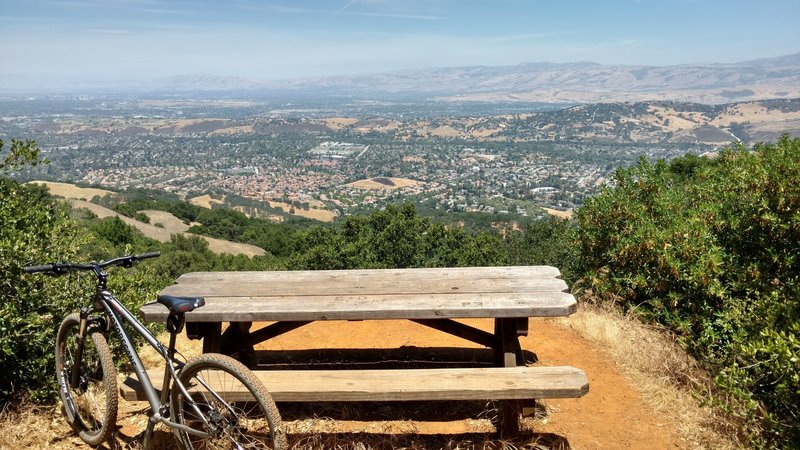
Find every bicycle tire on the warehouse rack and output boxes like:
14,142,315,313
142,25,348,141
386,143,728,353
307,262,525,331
54,313,118,446
171,353,286,450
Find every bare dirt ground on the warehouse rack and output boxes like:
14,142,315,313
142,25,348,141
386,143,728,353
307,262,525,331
2,306,740,450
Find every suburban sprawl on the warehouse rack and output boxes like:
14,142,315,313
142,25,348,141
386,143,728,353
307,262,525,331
2,96,799,222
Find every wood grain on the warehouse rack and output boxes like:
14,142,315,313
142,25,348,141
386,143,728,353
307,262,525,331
141,292,576,322
141,266,576,322
120,366,589,402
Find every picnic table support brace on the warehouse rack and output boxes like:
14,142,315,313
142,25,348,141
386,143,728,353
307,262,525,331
221,321,312,359
411,319,499,348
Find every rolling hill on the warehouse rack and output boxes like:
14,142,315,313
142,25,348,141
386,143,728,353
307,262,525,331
128,52,800,104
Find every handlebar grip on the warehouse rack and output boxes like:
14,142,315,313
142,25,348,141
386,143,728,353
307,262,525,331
135,251,161,260
23,264,54,274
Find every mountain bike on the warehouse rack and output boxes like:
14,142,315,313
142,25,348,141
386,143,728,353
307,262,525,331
24,252,286,449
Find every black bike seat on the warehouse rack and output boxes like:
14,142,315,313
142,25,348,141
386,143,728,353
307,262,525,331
157,295,205,314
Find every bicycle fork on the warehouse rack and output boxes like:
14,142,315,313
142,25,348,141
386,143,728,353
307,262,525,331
69,309,92,389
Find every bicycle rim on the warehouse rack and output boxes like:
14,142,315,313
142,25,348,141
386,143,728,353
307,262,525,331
171,353,286,450
55,313,118,446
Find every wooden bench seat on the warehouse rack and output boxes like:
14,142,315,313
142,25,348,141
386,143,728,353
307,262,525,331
121,366,589,402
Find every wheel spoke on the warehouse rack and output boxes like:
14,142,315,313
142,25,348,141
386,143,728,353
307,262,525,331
172,354,286,449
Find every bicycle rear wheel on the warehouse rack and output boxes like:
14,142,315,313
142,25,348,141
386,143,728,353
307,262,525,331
54,313,118,446
171,353,286,450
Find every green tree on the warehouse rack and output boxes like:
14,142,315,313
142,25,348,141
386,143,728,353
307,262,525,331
505,216,578,282
91,216,137,247
292,203,507,270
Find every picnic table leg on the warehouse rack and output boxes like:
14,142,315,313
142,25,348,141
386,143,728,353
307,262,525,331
494,318,524,437
220,321,255,366
184,322,222,354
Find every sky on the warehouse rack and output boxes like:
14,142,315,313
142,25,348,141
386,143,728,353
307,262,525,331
1,0,798,84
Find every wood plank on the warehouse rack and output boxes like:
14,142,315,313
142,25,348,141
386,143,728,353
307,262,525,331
140,292,577,322
161,278,568,298
174,266,564,285
120,366,589,402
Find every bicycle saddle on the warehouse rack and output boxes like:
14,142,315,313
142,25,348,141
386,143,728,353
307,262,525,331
157,295,205,314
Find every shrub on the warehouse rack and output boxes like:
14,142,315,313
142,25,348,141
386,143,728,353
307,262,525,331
0,140,87,402
575,136,800,446
0,139,164,403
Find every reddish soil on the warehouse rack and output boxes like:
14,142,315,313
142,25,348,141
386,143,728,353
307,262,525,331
33,317,685,449
249,318,684,449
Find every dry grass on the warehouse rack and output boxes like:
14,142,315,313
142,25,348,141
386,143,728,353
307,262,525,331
188,194,225,209
27,181,116,200
268,201,338,222
555,303,743,449
68,199,266,257
346,178,421,191
0,403,78,449
138,210,194,233
540,208,572,219
321,118,359,130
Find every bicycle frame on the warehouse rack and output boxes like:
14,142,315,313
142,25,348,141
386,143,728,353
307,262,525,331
79,277,212,440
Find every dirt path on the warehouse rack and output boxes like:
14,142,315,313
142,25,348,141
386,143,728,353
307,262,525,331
7,317,686,449
250,318,683,449
522,320,682,449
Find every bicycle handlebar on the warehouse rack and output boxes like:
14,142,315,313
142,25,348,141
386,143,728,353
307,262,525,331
23,252,161,275
23,264,57,274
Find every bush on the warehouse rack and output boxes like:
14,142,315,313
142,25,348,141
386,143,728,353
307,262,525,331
575,136,800,446
0,139,164,403
0,140,87,402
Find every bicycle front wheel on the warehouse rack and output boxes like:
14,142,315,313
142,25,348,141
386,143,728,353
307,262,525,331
54,313,118,446
171,353,286,450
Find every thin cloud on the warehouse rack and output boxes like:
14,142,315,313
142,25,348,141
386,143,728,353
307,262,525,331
332,0,359,17
345,10,444,21
261,5,327,15
488,31,578,43
329,0,443,20
79,28,133,34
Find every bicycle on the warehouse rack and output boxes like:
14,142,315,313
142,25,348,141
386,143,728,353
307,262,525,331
24,252,287,449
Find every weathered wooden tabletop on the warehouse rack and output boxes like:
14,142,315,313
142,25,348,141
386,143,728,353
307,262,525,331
140,266,576,323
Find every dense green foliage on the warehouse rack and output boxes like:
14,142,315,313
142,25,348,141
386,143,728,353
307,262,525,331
576,135,800,446
188,207,308,258
1,141,171,401
291,202,507,269
1,140,86,401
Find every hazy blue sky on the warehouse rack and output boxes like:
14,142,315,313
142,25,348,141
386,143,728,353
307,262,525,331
1,0,798,83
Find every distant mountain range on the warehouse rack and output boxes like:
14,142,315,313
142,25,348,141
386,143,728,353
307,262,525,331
4,52,800,104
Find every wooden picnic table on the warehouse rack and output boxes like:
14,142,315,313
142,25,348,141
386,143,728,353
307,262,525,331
133,266,588,436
